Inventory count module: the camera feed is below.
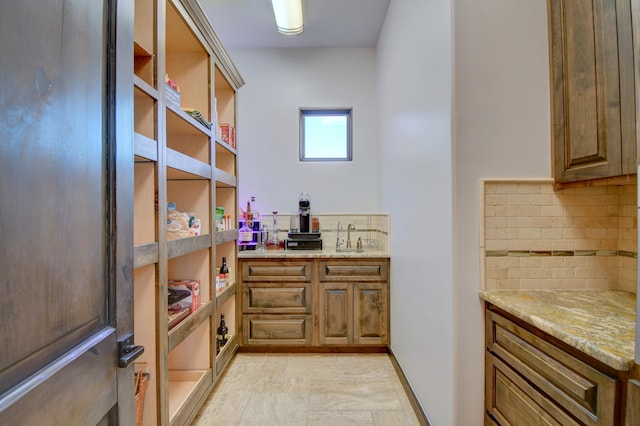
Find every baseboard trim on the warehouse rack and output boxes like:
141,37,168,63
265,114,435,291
388,349,431,426
237,345,388,354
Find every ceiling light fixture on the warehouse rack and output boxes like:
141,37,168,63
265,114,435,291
271,0,304,35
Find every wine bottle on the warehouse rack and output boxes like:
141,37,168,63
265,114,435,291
220,257,229,288
216,314,228,348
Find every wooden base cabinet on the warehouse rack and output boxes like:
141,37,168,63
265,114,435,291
485,306,621,425
626,379,640,426
239,258,389,348
319,282,389,346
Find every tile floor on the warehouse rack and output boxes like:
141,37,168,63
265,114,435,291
192,353,422,426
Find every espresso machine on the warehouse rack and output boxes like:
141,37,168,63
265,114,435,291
286,192,322,250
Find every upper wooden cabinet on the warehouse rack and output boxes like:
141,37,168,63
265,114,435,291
548,0,637,185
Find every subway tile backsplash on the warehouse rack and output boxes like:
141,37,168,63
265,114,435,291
481,179,637,292
258,213,390,252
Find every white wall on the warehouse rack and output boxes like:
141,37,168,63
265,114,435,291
377,0,454,424
229,0,552,423
229,48,380,216
453,1,551,424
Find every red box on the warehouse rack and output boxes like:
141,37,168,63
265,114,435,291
168,279,201,313
220,124,235,148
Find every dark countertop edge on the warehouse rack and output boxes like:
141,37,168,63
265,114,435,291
479,289,636,372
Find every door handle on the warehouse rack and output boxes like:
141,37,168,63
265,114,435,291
117,333,144,368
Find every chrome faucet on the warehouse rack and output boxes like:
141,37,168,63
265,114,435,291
336,222,343,249
346,224,356,248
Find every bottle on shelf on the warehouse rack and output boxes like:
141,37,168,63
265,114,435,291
220,257,229,289
216,314,228,351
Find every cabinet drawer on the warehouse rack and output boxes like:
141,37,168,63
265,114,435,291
241,261,312,282
486,353,580,425
319,260,388,281
242,315,312,345
243,283,311,314
486,309,617,425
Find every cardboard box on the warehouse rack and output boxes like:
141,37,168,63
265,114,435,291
219,124,235,148
168,279,201,313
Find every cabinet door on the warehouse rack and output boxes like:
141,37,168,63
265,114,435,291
319,283,352,345
626,379,640,425
353,283,389,345
549,0,624,183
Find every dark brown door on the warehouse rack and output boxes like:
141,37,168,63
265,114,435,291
0,0,135,424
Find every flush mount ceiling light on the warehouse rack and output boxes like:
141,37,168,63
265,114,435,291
271,0,304,35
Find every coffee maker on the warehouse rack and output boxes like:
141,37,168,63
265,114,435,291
298,192,311,233
286,192,322,250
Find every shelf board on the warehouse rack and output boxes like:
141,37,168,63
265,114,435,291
215,137,236,155
167,234,212,259
134,242,159,269
134,132,158,162
215,333,238,376
134,74,158,100
215,229,238,245
167,107,212,138
166,103,212,137
215,281,236,309
166,148,211,180
214,169,236,187
168,369,212,426
134,40,153,58
168,301,214,353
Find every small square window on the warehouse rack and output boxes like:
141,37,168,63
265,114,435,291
300,109,352,161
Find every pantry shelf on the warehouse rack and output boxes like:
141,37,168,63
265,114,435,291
134,133,158,162
215,334,238,376
133,74,158,100
215,281,237,308
167,234,212,259
214,169,236,187
168,369,212,426
166,103,212,137
166,148,211,179
168,301,214,352
215,229,238,245
134,242,159,269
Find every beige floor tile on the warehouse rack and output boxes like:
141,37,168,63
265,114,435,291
191,389,251,425
307,410,375,425
239,392,308,426
193,353,420,425
374,410,421,426
308,379,402,411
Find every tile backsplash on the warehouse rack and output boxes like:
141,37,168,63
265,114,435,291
258,213,390,252
481,179,637,292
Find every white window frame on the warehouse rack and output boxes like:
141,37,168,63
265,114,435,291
299,108,353,162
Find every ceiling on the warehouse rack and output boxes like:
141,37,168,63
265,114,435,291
199,0,391,49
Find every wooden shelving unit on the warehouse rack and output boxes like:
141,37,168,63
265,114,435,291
132,0,243,424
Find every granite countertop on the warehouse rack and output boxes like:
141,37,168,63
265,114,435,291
479,290,636,371
237,248,390,259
